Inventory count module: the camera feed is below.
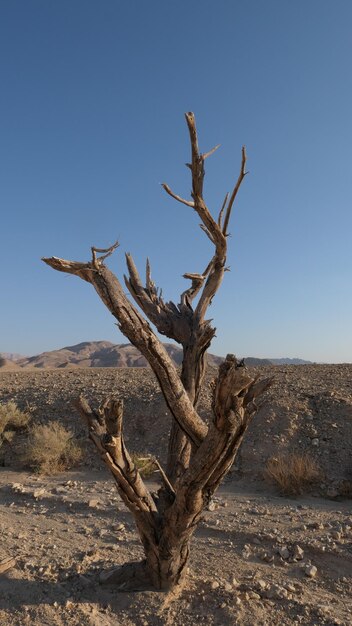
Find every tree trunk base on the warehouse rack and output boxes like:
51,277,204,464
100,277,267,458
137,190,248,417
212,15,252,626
99,560,153,591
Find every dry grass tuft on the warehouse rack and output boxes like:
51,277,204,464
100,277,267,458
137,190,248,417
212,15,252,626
0,402,31,463
131,453,156,479
338,480,352,499
23,421,82,474
264,453,321,495
0,401,31,437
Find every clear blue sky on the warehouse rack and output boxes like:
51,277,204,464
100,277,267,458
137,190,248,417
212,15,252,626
1,0,351,362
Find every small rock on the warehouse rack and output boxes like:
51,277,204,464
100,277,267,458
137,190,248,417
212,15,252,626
52,486,67,495
278,546,290,559
293,545,304,560
211,581,220,589
305,565,317,578
331,531,341,540
247,591,261,600
257,579,267,591
261,552,274,563
88,499,101,508
266,584,288,600
12,483,26,493
33,488,45,499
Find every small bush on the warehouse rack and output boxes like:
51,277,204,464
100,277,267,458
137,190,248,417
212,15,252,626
131,453,156,479
0,401,31,447
0,401,31,437
338,480,352,499
264,453,321,495
23,421,82,474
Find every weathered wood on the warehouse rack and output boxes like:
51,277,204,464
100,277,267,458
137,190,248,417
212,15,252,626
43,112,272,591
44,256,208,448
0,556,16,574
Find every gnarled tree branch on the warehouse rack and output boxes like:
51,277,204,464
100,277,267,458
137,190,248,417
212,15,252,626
43,112,271,592
42,254,208,448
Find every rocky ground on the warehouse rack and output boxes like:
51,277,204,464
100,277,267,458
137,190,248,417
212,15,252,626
0,364,352,625
0,470,351,626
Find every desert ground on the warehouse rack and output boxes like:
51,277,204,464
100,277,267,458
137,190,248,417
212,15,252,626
0,364,351,625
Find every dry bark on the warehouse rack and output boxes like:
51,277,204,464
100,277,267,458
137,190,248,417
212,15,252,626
0,556,16,574
42,112,272,591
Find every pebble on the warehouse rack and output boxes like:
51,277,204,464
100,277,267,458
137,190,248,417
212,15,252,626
88,499,101,508
265,584,288,600
278,546,290,559
305,565,318,578
331,531,341,540
293,544,304,560
33,488,46,499
257,579,267,590
247,591,261,600
12,483,26,493
260,552,274,563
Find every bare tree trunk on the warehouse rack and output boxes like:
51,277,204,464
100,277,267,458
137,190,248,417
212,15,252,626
43,112,273,591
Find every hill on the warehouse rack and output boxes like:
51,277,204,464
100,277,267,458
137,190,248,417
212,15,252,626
4,342,314,370
270,357,313,365
15,341,273,369
0,353,26,362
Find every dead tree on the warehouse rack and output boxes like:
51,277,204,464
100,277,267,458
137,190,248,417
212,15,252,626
43,112,272,591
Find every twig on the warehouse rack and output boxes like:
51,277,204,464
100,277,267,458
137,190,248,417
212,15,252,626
202,144,220,160
0,557,16,574
152,458,176,496
222,146,247,236
218,193,229,229
161,184,194,208
91,240,119,268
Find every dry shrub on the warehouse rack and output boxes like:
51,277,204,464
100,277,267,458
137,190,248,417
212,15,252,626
0,400,31,447
0,401,31,436
131,453,156,479
264,453,321,495
338,479,352,499
23,421,82,474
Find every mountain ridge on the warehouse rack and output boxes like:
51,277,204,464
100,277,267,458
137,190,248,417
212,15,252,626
1,342,312,369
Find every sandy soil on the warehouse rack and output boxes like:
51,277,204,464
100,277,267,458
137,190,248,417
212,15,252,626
0,469,351,626
0,365,351,624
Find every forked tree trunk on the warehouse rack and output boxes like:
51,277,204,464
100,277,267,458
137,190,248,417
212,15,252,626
43,113,273,592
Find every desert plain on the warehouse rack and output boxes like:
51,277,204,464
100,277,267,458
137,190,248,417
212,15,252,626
0,363,351,625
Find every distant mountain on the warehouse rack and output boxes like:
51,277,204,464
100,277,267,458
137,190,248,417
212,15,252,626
243,357,273,366
7,341,274,370
16,341,213,369
0,357,21,370
0,352,26,362
0,342,311,370
269,358,313,365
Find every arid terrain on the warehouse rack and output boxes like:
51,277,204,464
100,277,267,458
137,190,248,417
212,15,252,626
0,363,352,625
